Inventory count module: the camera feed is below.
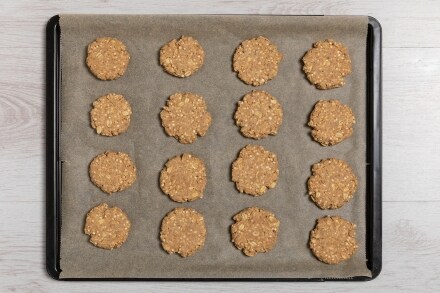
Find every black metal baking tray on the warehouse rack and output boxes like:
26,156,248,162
46,15,382,281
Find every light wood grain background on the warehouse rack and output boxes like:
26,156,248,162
1,0,439,292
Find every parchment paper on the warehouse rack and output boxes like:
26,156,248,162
59,15,370,278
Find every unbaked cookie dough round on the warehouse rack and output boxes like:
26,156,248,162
160,207,207,257
231,145,279,196
160,153,207,203
308,99,355,146
309,216,358,264
84,203,131,250
231,207,280,256
159,36,205,77
234,90,283,139
86,37,130,80
90,93,132,136
160,92,212,144
302,39,352,90
89,151,137,194
307,158,358,209
233,36,282,86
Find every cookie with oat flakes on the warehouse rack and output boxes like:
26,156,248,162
302,39,352,89
231,207,280,256
231,145,279,196
234,90,283,139
307,158,358,209
90,93,132,136
308,99,355,146
160,92,212,144
160,153,207,203
84,203,131,250
233,36,282,86
309,216,358,264
160,207,207,257
159,36,205,77
89,151,137,194
86,37,130,80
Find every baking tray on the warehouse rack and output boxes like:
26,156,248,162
46,15,382,281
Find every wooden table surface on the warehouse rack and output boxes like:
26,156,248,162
1,1,439,292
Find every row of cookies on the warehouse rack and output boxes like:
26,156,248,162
90,91,355,148
86,36,352,90
84,202,356,264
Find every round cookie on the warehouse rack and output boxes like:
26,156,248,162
234,90,283,139
84,203,131,250
160,153,207,203
86,37,130,80
159,36,205,77
233,36,283,86
160,92,212,144
308,158,358,209
89,151,137,194
309,216,358,264
231,145,279,196
160,207,207,257
302,39,352,90
231,207,280,256
90,93,132,136
308,99,355,146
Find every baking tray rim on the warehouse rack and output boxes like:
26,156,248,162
45,14,382,281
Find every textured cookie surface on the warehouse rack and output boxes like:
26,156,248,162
160,92,212,144
84,203,131,250
232,145,279,196
303,39,352,89
231,207,280,256
234,90,283,139
309,216,358,264
160,36,205,77
86,37,130,80
233,36,282,86
160,207,207,257
90,93,132,136
308,99,355,146
89,151,137,194
160,153,207,202
308,158,358,209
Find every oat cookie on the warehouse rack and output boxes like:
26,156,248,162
89,151,137,194
159,36,205,77
160,153,207,202
233,36,283,86
234,90,283,139
231,207,280,256
90,93,132,136
308,99,355,146
86,37,130,80
232,145,279,196
160,207,207,257
84,203,131,250
309,216,358,264
303,39,352,89
308,158,358,209
160,92,212,144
